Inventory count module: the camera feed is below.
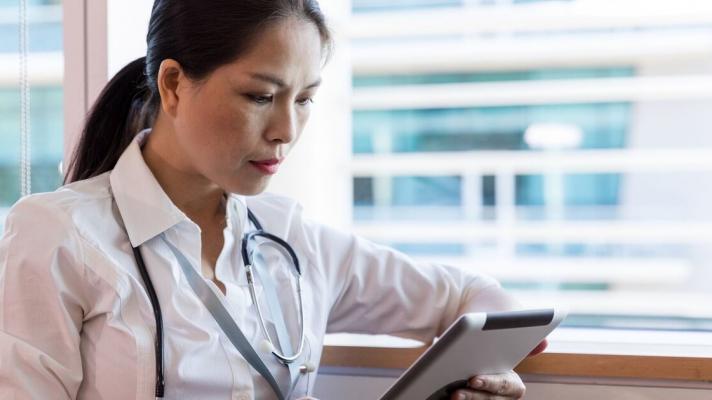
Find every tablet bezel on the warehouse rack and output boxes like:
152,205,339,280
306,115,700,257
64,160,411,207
378,308,566,400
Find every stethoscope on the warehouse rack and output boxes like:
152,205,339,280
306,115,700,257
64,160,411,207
130,207,309,398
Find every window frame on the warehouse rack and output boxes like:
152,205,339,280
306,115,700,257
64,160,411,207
62,0,107,165
321,344,712,384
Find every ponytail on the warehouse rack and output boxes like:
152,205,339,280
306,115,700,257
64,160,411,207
64,57,156,183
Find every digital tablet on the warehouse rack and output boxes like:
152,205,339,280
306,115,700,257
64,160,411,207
378,308,567,400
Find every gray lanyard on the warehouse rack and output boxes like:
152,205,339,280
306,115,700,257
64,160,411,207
162,235,293,399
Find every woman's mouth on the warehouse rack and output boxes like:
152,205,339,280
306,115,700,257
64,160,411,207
249,159,281,175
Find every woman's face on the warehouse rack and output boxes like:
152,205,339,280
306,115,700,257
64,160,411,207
170,17,324,195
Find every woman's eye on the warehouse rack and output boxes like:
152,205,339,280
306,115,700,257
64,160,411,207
247,94,273,104
296,97,314,106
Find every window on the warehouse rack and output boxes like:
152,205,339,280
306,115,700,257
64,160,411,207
0,0,63,230
348,0,712,332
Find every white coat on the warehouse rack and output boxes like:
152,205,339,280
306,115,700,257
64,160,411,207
0,130,518,399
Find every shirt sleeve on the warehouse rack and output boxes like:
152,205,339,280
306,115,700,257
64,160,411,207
0,197,88,400
304,220,521,343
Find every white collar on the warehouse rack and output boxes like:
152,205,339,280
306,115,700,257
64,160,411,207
109,129,247,247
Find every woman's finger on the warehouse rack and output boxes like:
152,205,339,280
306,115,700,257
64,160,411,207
468,371,525,398
450,389,515,400
528,339,548,357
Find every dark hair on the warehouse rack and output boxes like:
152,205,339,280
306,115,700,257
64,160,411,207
65,0,332,183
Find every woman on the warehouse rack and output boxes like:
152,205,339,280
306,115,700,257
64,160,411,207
0,1,543,399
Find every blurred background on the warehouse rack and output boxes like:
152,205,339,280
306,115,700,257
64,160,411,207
1,0,712,332
341,0,712,331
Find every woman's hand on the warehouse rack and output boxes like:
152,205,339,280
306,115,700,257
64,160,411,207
450,370,525,400
449,339,546,400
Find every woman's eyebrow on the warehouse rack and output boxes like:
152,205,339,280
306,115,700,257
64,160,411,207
249,73,322,90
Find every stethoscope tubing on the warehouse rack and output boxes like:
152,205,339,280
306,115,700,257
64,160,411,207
132,207,305,398
244,261,305,364
132,246,166,398
241,214,305,364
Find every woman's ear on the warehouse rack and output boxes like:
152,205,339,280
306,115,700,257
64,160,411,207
156,59,185,118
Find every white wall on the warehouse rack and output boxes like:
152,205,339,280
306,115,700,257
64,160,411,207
106,0,152,76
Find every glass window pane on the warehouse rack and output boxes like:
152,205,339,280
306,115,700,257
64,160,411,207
350,1,712,331
354,103,631,154
0,1,63,229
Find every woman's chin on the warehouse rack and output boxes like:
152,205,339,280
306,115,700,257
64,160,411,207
224,178,270,197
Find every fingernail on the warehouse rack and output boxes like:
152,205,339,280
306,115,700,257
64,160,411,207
472,379,484,388
457,394,466,400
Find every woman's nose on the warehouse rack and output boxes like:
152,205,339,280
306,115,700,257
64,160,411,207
265,107,297,144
